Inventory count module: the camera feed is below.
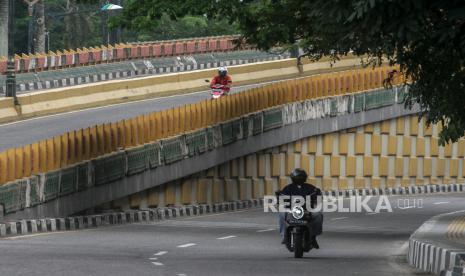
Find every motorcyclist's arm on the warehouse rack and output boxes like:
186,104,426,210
210,77,217,88
224,76,232,89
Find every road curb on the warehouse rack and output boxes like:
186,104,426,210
0,199,263,238
408,209,465,275
409,239,465,276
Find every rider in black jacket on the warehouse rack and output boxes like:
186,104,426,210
278,168,323,248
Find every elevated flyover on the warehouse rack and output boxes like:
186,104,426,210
0,62,465,276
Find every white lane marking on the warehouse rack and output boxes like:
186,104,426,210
177,243,196,248
180,208,260,220
398,206,416,209
177,274,187,276
366,212,379,215
151,262,164,266
154,251,168,256
149,257,158,260
434,201,449,205
2,228,96,240
396,241,410,255
257,229,275,232
217,235,236,240
331,216,349,221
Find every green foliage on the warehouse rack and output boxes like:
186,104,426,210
120,13,238,42
11,0,237,53
109,0,465,143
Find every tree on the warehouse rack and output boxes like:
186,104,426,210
108,0,465,144
34,0,46,53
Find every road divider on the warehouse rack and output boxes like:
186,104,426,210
0,56,362,124
0,98,18,122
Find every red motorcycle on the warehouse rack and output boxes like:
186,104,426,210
205,80,228,99
211,83,227,99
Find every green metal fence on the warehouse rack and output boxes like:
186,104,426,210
146,143,162,168
60,166,76,196
93,152,127,186
252,112,263,135
29,176,41,207
232,118,243,140
263,107,283,131
353,93,365,112
18,179,28,210
185,130,207,156
206,127,215,150
330,99,338,116
365,89,396,110
221,122,235,145
0,181,22,214
43,170,61,202
347,96,353,113
396,86,408,104
126,146,148,175
77,162,90,191
242,116,251,138
162,137,185,164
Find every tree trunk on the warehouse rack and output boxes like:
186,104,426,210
0,0,8,57
34,0,45,53
64,0,78,49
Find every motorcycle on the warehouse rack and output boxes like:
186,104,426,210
205,80,227,99
283,206,314,258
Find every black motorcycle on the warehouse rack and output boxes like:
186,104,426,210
284,206,314,258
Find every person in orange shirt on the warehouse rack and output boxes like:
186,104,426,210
210,67,232,94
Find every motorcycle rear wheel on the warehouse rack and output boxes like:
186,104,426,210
293,233,304,258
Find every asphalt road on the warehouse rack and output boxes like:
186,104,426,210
0,82,269,152
1,193,465,276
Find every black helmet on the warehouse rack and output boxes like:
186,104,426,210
290,168,308,184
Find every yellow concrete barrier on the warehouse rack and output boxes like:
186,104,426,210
0,98,19,123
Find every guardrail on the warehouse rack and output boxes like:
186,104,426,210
0,35,245,74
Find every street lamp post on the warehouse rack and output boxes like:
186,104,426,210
25,0,39,54
5,0,17,105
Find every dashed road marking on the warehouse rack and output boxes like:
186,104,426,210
217,235,236,240
154,251,168,256
257,229,275,232
434,201,449,205
177,274,187,276
177,243,196,248
366,212,379,215
149,257,158,260
331,217,349,221
151,262,163,266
